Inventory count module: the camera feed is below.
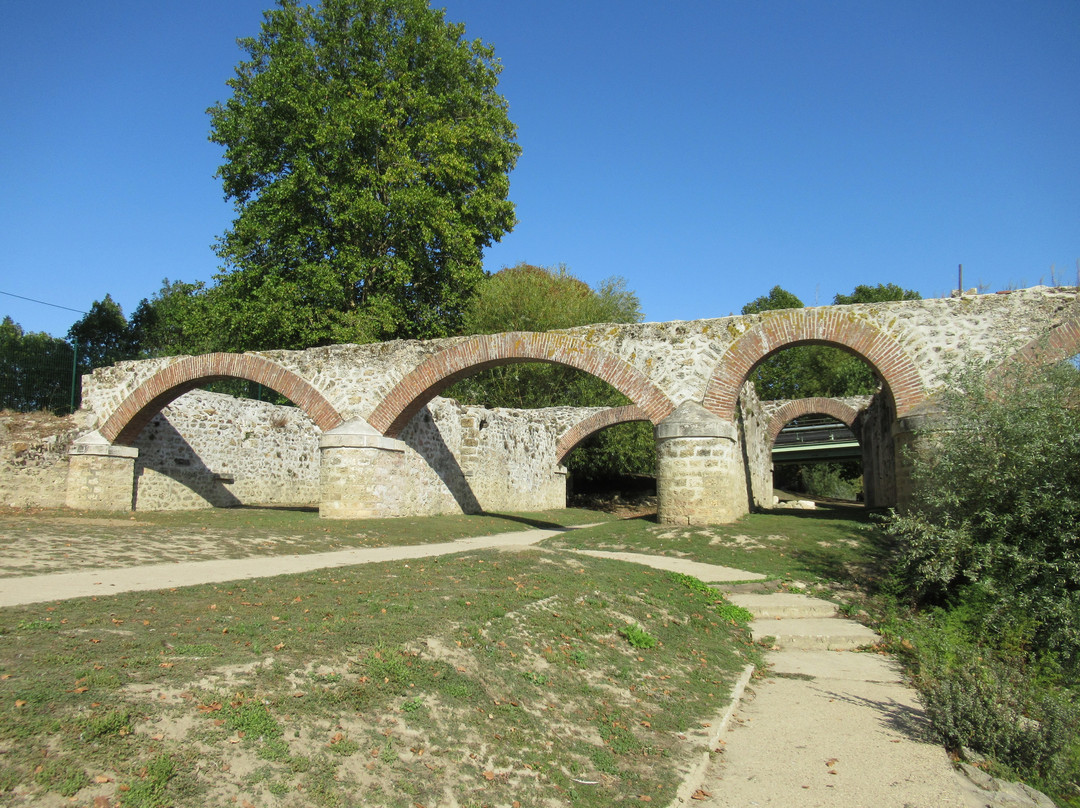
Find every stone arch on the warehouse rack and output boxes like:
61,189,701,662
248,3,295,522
368,332,676,438
702,309,927,421
555,405,650,464
765,398,861,446
100,353,344,446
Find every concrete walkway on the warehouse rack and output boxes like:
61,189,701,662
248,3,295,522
692,591,983,807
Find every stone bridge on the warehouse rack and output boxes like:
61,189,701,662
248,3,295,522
65,287,1080,524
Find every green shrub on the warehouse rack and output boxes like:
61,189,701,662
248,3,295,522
919,657,1078,783
882,358,1080,668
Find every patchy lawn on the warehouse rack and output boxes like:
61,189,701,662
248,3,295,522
543,504,882,588
0,510,759,807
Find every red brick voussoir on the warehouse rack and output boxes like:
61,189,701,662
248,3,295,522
368,333,675,438
702,308,928,421
555,405,650,464
765,398,862,446
100,353,345,446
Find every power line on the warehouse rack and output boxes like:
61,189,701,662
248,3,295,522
0,290,87,315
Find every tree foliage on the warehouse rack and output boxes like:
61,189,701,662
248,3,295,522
883,358,1080,667
207,0,520,350
834,283,921,305
129,279,215,358
66,295,138,373
0,317,76,412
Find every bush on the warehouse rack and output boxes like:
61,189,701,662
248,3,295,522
883,357,1080,668
919,657,1078,783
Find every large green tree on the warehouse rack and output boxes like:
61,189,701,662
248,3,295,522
208,0,520,350
67,295,137,373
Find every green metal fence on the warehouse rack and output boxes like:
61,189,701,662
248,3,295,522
0,338,79,414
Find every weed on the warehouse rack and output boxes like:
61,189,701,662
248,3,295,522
34,757,88,797
224,699,283,744
328,737,360,756
401,695,424,712
170,643,219,657
520,670,548,686
80,709,131,740
122,754,176,808
380,739,396,763
619,623,657,650
16,619,57,632
268,779,290,795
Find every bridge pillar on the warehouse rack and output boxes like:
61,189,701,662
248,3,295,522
656,402,749,525
318,420,407,519
891,405,945,512
66,431,139,511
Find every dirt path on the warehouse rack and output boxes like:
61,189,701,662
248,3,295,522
0,527,570,607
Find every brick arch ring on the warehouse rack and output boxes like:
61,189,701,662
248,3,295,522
100,353,345,446
765,398,862,447
555,405,650,465
367,332,676,438
702,308,928,421
996,317,1080,372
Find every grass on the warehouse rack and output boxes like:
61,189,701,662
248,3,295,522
0,509,761,807
543,503,880,587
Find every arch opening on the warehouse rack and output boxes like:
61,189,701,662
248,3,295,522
703,308,926,423
96,354,343,512
101,353,343,446
771,413,863,503
368,332,675,438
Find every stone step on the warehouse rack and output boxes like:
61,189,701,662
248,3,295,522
727,592,838,619
749,616,879,651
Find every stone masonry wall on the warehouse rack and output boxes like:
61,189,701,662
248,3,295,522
131,390,321,510
737,382,773,509
120,391,574,514
0,411,82,508
80,288,1080,438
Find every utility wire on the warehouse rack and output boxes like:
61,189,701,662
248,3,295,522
0,289,87,315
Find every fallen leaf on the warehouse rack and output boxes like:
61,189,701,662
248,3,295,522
94,775,113,783
483,770,495,781
14,700,26,708
825,758,839,767
93,797,111,808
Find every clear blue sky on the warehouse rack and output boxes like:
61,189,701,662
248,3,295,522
2,0,1078,337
